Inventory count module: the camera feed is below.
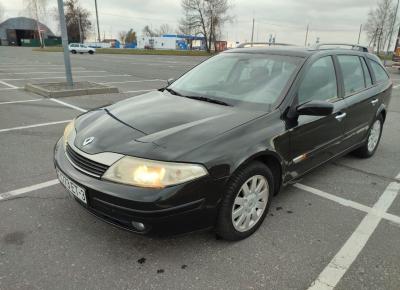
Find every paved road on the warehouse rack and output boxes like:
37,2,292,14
0,47,400,290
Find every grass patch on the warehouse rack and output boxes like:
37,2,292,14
33,47,212,56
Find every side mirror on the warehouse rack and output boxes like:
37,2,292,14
167,78,175,85
297,100,334,116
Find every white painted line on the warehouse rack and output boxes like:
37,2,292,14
49,98,87,113
0,99,43,105
124,89,155,93
393,84,400,89
0,70,106,75
0,179,60,201
307,181,400,290
295,183,400,225
396,172,400,180
0,80,19,89
101,79,164,84
0,120,71,133
0,87,21,91
0,74,130,81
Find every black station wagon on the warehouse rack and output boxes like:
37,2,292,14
55,44,392,240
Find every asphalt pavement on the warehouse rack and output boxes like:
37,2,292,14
0,47,400,290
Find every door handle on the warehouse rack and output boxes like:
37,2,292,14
335,112,347,121
371,99,378,106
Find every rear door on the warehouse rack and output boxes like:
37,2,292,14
288,55,347,177
336,55,376,149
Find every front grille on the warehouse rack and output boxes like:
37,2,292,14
66,144,109,177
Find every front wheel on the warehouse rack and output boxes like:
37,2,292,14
353,115,383,158
88,50,94,54
71,50,77,54
215,162,273,241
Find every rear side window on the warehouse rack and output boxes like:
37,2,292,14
360,57,372,87
298,56,338,104
370,60,389,83
337,55,365,95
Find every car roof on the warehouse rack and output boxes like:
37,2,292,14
225,46,374,59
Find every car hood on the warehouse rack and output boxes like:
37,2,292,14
74,91,266,161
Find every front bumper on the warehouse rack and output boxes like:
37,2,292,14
54,139,227,236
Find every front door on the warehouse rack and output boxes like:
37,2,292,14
287,56,346,179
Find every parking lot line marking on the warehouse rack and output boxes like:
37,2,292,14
124,89,155,93
0,80,19,89
0,70,106,75
0,74,130,81
0,179,59,201
0,87,21,91
101,79,164,84
307,181,400,290
0,120,71,133
49,98,87,113
295,183,400,225
0,99,43,105
393,84,400,89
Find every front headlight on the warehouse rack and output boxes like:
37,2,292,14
102,156,208,188
63,119,75,149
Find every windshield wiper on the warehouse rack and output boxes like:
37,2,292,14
184,95,231,106
164,87,182,96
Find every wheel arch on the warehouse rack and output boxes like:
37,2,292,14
232,151,284,196
376,104,387,123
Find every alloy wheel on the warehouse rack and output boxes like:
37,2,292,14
231,175,269,232
367,119,381,153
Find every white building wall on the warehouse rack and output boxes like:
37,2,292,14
137,36,180,50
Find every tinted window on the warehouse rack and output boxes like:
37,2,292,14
337,55,365,95
370,60,389,83
360,57,372,87
298,56,338,104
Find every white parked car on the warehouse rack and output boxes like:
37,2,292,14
68,43,96,54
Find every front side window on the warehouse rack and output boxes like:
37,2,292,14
168,53,303,110
370,60,389,83
337,55,365,96
298,56,338,104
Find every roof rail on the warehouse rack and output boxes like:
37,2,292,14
236,42,295,48
313,43,369,52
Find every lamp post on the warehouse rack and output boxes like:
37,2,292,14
57,0,73,87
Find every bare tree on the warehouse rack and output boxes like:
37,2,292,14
118,31,126,43
365,0,398,53
178,0,232,52
157,23,174,36
23,0,49,47
142,25,157,37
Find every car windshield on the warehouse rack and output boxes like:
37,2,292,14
168,53,303,110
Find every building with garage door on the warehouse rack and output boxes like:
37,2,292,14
0,17,59,46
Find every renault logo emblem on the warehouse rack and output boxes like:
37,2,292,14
82,137,95,146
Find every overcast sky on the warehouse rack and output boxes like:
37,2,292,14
2,0,381,45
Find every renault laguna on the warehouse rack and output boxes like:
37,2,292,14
54,45,392,240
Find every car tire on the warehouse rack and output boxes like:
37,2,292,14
88,50,94,54
215,161,273,241
71,50,77,54
353,114,383,158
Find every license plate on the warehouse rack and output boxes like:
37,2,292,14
57,168,87,204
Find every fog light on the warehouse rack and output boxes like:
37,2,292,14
131,221,146,231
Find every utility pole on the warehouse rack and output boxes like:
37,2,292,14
250,18,255,46
304,24,309,47
57,0,73,87
357,24,362,44
94,0,101,42
77,12,83,43
384,0,399,65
